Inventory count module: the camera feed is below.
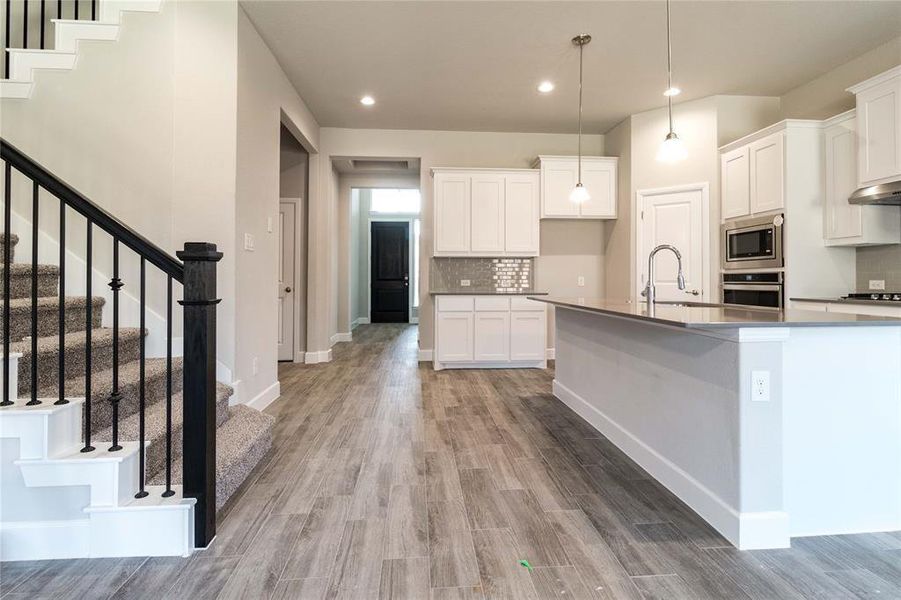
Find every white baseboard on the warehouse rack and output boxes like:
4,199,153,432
352,317,370,329
552,379,790,550
546,348,555,360
304,349,333,364
330,332,352,345
411,316,419,324
418,349,433,362
245,380,280,412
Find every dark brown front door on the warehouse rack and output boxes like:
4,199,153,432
371,221,409,323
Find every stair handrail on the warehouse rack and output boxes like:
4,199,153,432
0,139,184,282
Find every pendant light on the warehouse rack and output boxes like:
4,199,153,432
570,33,592,204
656,0,687,163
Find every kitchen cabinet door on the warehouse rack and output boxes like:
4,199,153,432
434,173,471,254
855,72,901,186
749,132,785,215
436,311,473,362
509,311,546,361
504,172,540,254
824,117,862,241
541,160,579,218
474,311,510,361
721,147,750,220
579,160,617,218
470,174,505,254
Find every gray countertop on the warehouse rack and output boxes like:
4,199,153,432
529,296,901,329
430,290,549,296
791,297,901,307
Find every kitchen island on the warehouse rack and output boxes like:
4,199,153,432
531,297,901,550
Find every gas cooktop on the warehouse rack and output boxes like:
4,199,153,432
844,292,901,302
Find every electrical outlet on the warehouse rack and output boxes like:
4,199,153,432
869,280,886,291
577,276,585,287
252,357,259,375
244,233,255,251
751,370,770,402
460,279,471,287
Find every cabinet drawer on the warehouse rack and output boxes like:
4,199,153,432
437,296,474,312
511,297,545,311
475,296,510,311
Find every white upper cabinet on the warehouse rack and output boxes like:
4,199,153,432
848,66,901,187
534,156,618,219
470,174,505,253
749,132,785,214
432,169,539,257
434,172,471,253
823,110,901,246
721,147,751,220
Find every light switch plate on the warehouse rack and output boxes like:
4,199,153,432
267,217,273,233
869,280,886,290
460,279,471,287
244,233,255,251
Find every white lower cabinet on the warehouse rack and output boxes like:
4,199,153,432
434,295,546,370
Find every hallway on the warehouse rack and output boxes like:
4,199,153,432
2,324,900,599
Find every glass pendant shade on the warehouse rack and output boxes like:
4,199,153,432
569,182,591,204
657,131,687,163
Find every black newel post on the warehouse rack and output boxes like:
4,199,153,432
176,242,222,548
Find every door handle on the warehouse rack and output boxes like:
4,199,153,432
686,289,700,296
285,286,292,293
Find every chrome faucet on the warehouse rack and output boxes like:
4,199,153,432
641,244,686,304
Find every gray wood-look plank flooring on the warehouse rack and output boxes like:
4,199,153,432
2,324,899,599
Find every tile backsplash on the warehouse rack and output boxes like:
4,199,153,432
431,257,534,292
856,245,901,291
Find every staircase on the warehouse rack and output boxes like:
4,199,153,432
0,142,274,561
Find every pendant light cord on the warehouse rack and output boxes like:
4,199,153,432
666,0,674,134
577,39,583,185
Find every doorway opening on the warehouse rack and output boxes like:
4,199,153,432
278,124,310,362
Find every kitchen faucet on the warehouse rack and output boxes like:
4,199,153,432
642,244,686,304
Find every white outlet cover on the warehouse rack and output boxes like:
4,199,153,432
869,280,886,290
244,233,255,251
577,276,585,287
751,370,770,402
460,279,471,287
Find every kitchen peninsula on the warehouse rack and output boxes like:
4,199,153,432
532,297,901,550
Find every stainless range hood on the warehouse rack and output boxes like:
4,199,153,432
849,180,901,205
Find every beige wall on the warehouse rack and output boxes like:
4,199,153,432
236,5,320,402
780,35,901,120
315,128,604,353
603,117,633,301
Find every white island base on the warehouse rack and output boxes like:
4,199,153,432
549,304,901,550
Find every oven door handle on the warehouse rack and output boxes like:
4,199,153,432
722,284,783,292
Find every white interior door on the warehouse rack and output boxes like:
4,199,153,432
278,202,296,361
638,186,707,302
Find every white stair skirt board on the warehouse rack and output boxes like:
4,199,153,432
304,349,333,364
0,1,162,99
245,380,280,412
1,397,197,560
552,379,791,550
0,352,21,401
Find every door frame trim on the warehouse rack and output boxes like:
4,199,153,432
633,182,711,303
368,217,418,324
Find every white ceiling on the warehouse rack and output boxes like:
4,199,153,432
242,1,901,134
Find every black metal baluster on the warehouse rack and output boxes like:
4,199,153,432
57,0,61,20
5,0,11,79
163,275,173,497
135,257,147,498
91,0,95,21
27,181,39,405
80,221,94,452
40,0,45,49
22,0,27,49
74,0,78,20
108,238,122,451
55,200,66,404
1,162,11,407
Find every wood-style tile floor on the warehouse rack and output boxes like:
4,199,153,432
3,323,901,599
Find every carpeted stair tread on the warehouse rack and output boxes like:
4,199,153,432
0,263,59,299
0,295,105,342
11,326,144,393
151,404,274,510
96,382,233,478
38,357,184,432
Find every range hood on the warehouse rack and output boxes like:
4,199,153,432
849,180,901,205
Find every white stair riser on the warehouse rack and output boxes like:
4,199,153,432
0,399,83,459
0,353,20,400
87,503,194,557
0,519,90,561
100,0,163,24
17,443,140,507
8,50,77,82
54,20,120,53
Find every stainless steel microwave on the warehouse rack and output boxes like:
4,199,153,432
721,214,784,270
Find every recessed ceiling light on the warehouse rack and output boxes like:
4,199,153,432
663,86,681,97
537,81,555,93
360,95,375,106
